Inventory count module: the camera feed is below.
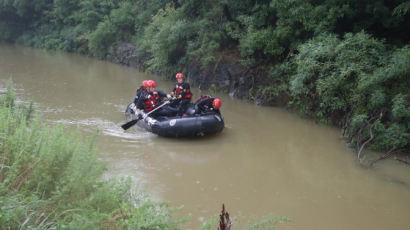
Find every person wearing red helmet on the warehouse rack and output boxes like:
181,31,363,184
171,73,192,116
136,80,176,118
194,95,222,115
147,80,156,87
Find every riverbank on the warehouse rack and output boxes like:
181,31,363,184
0,81,184,229
113,42,284,105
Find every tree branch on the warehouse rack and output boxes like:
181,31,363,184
357,123,374,162
395,156,410,165
218,204,232,230
369,147,396,167
357,112,383,162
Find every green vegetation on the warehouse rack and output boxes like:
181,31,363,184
0,0,409,156
0,80,183,229
289,33,409,158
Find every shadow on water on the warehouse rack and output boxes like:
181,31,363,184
354,157,410,190
156,131,226,142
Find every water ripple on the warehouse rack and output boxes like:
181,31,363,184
51,117,154,141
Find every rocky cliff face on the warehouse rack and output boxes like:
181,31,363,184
114,42,287,105
114,42,149,69
186,61,252,100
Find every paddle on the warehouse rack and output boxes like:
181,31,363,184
121,100,170,130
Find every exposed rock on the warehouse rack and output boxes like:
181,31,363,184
114,42,149,70
113,42,289,105
187,61,254,100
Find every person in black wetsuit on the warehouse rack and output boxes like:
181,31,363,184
129,80,148,113
194,95,222,115
171,73,192,116
136,80,177,118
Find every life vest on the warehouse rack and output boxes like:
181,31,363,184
144,92,161,111
196,95,211,104
174,83,192,99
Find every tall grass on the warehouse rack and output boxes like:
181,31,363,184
0,80,183,229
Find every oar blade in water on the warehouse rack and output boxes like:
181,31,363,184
121,119,140,130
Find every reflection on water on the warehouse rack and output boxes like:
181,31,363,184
1,44,410,229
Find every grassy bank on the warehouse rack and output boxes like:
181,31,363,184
0,81,183,229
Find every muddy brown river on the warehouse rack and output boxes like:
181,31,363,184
1,44,410,229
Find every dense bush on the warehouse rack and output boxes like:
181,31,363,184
289,33,409,153
139,4,197,74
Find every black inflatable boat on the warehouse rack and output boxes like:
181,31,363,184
125,104,224,137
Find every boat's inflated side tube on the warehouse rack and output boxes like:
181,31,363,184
150,113,224,137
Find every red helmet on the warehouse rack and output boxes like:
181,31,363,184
142,80,149,88
147,80,156,88
212,98,222,109
176,73,183,79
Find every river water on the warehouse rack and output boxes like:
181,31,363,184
1,44,409,229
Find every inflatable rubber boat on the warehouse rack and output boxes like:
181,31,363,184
125,103,224,137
